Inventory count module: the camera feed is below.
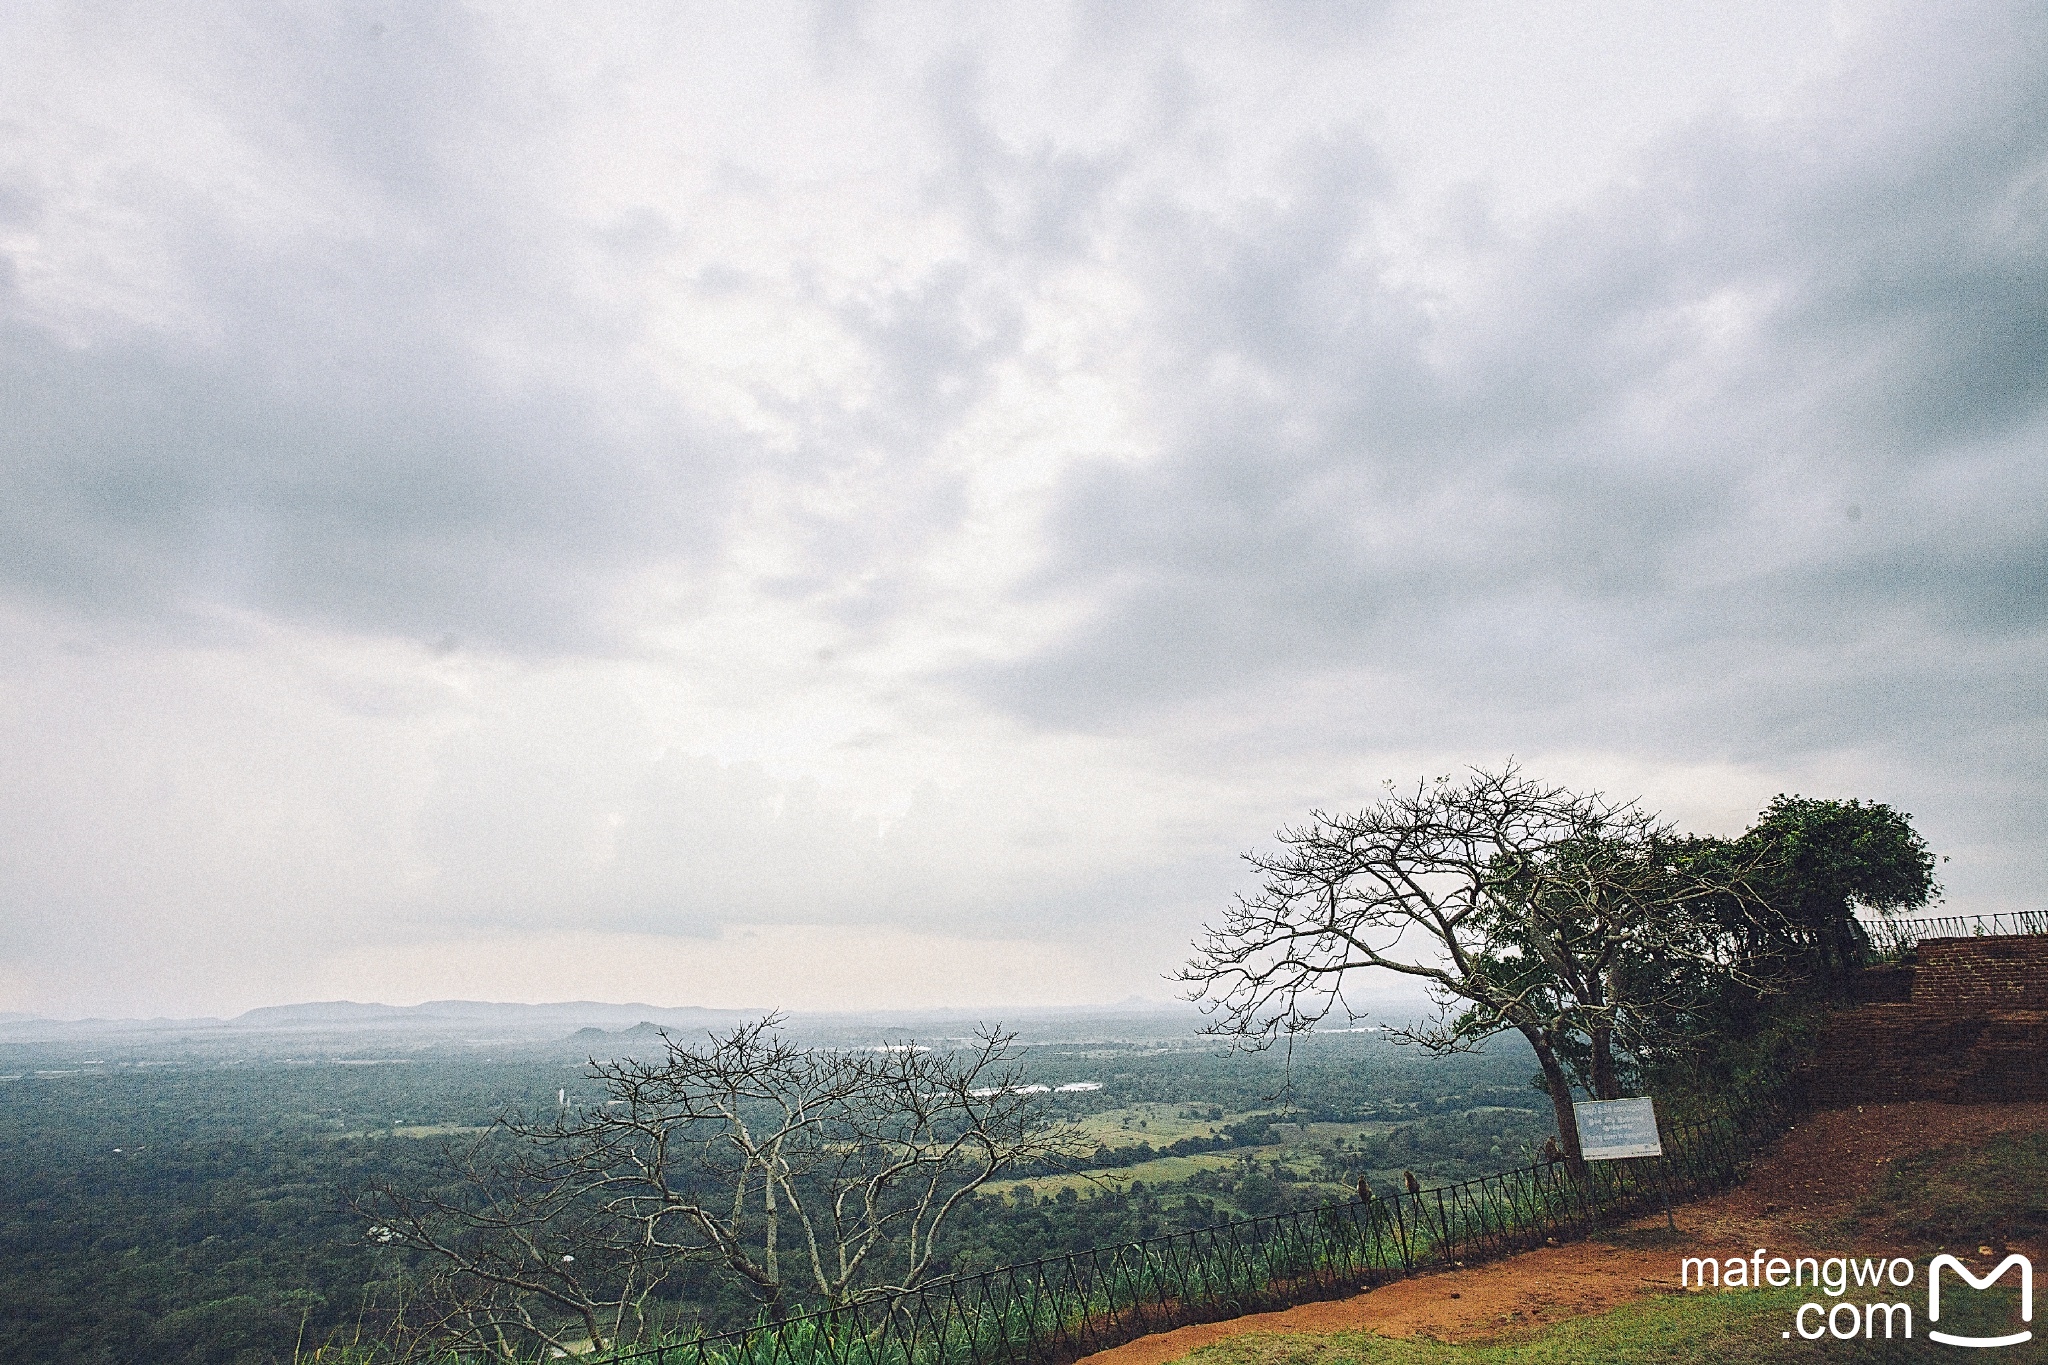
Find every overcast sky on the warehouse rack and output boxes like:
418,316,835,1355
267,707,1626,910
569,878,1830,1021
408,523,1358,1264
2,2,2042,1019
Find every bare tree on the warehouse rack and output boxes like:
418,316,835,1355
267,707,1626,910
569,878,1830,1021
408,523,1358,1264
1178,765,1756,1172
356,1017,1078,1359
565,1017,1078,1306
356,1133,671,1360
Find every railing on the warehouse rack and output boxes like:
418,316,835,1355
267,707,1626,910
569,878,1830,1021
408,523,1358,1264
596,1082,1798,1365
1858,910,2048,956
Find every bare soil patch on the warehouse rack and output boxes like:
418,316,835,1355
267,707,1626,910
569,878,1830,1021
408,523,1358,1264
1077,1101,2048,1365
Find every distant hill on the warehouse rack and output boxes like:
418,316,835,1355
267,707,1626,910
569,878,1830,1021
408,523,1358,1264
566,1019,673,1050
232,1001,410,1024
0,999,1235,1051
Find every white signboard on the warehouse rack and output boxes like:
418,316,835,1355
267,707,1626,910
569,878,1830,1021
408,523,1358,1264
1573,1097,1663,1160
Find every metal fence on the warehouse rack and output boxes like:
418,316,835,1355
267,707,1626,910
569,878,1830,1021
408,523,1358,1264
599,1082,1798,1365
1858,910,2048,955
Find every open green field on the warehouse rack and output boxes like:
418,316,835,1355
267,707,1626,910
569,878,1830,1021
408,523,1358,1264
1177,1285,2044,1365
386,1122,490,1139
1070,1105,1406,1149
1006,1150,1247,1199
1070,1103,1236,1144
1012,1106,1439,1206
1303,1120,1406,1140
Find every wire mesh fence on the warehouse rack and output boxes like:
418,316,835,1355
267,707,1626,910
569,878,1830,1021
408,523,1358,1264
597,1082,1801,1365
1858,910,2048,956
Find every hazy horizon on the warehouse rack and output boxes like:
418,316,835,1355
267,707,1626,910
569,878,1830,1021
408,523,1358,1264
4,991,1216,1025
3,2,2042,1018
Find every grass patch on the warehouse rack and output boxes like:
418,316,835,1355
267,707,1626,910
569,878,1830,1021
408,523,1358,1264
1007,1152,1245,1198
1024,1108,1504,1203
1072,1105,1238,1145
1068,1108,1400,1151
1596,1226,1693,1251
1305,1121,1405,1142
1180,1284,2044,1364
1858,1131,2048,1246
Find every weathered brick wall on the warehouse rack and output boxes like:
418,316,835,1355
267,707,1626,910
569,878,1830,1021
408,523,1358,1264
1803,1007,1995,1104
1911,936,2048,1011
1802,935,2048,1106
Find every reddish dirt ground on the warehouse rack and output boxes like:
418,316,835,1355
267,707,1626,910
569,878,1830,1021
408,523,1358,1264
1077,1101,2048,1364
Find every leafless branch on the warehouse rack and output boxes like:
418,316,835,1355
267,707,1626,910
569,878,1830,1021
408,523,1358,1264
357,1015,1082,1358
1178,763,1766,1169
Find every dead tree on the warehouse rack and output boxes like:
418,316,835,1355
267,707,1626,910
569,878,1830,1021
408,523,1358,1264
564,1017,1079,1306
354,1133,668,1361
356,1017,1079,1358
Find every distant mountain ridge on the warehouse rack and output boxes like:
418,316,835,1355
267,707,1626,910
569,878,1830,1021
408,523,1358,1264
231,1000,751,1029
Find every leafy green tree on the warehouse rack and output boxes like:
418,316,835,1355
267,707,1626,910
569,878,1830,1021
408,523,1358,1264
1631,797,1941,1103
1463,827,1756,1103
1650,796,1940,1007
1738,795,1938,982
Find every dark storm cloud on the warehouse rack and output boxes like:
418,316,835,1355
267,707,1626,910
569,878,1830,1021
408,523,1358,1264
964,5,2048,754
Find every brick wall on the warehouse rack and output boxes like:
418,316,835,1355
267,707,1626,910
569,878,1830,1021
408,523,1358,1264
1911,935,2048,1011
1802,934,2048,1106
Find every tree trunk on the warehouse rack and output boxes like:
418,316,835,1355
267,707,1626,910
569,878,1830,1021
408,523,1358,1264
1524,1025,1588,1179
763,1160,779,1290
1589,1020,1620,1100
579,1307,607,1356
1590,966,1624,1100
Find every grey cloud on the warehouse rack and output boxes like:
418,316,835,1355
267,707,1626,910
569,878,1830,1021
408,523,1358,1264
916,49,1130,263
5,1,2045,1014
0,5,745,653
387,737,1226,945
0,314,723,653
960,5,2048,744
